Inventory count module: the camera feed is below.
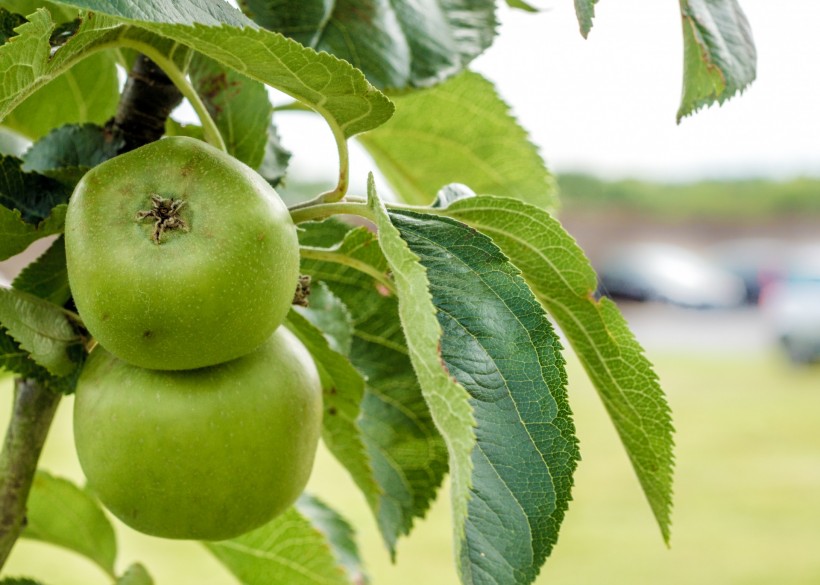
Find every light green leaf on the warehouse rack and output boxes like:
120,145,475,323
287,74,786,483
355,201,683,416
116,564,153,585
204,507,350,585
442,195,674,543
360,71,557,209
285,309,381,513
574,0,598,38
3,51,119,141
12,235,70,305
23,471,117,576
54,0,394,138
188,54,271,169
382,203,579,585
297,494,369,585
367,177,475,566
506,0,539,12
0,203,65,261
678,0,755,122
241,0,497,90
299,219,448,554
295,281,353,356
0,285,81,376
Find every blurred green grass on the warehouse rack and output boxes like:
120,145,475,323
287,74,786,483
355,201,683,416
2,350,820,584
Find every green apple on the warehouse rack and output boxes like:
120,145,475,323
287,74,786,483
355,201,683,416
73,327,323,540
65,136,299,370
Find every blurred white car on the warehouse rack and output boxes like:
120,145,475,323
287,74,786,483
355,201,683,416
761,243,820,364
597,243,747,309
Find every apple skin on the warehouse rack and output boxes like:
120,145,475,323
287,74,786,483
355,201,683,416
73,327,323,541
65,136,299,370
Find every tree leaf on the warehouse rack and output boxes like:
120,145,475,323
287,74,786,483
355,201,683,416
204,506,351,585
295,281,354,356
3,5,119,139
285,309,381,514
12,235,70,305
3,51,119,141
241,0,497,90
21,123,123,186
0,286,81,376
0,203,66,261
188,54,271,169
0,156,71,223
52,0,394,138
297,494,369,585
371,179,579,584
116,564,153,585
506,0,539,13
366,180,475,567
677,0,756,122
256,122,290,187
359,71,557,209
299,219,448,555
22,471,117,577
574,0,598,38
0,579,45,585
441,194,674,543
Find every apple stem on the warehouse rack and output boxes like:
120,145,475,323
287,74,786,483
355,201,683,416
0,379,62,569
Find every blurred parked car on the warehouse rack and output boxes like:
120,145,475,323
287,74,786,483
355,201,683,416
761,243,820,364
708,238,787,304
597,242,747,309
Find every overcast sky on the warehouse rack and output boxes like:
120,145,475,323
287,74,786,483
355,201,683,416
272,1,820,188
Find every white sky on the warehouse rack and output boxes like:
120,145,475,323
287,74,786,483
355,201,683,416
267,1,820,188
471,0,820,180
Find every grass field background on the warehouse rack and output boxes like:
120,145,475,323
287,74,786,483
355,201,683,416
3,348,820,584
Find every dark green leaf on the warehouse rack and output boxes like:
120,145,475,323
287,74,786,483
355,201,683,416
0,156,71,223
442,195,675,543
297,494,369,585
12,235,69,305
360,71,557,209
574,0,598,38
21,123,123,186
0,286,81,376
678,0,756,122
0,7,26,42
256,123,290,187
188,54,271,169
299,220,448,555
52,0,394,138
205,506,350,585
116,564,153,585
371,180,579,584
241,0,497,90
285,309,381,514
0,202,65,261
23,471,117,576
0,578,45,585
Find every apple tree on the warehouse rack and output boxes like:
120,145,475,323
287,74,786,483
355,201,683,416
0,1,756,584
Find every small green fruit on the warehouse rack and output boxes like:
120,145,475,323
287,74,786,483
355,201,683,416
65,136,299,370
73,327,323,540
